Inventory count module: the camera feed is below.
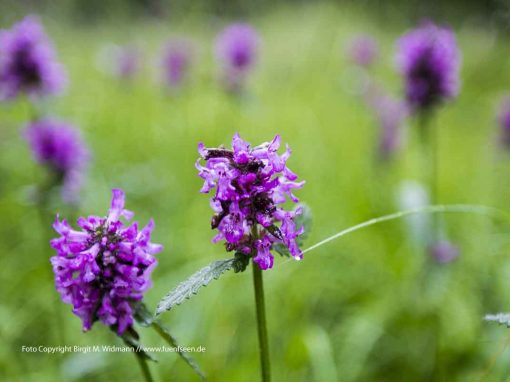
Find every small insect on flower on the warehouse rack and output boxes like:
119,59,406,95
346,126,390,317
50,189,163,334
396,21,460,112
214,23,260,93
24,119,89,203
0,15,67,100
196,133,305,270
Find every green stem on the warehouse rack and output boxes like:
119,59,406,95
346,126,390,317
134,351,154,382
252,263,271,382
297,204,509,257
419,112,439,243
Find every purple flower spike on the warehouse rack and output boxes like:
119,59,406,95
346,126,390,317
161,39,193,89
498,96,510,148
396,21,460,112
50,189,162,334
196,133,305,270
366,87,408,160
429,240,459,264
215,23,260,92
116,46,141,80
24,119,89,202
0,15,67,100
348,35,379,68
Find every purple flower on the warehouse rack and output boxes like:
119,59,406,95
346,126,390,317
429,240,459,264
50,189,162,334
215,23,259,92
196,133,305,270
161,39,193,89
115,46,141,80
498,96,510,148
365,87,408,160
348,35,379,67
0,15,66,100
24,119,89,202
396,21,460,111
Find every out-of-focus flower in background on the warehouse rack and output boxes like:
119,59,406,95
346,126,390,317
365,86,408,161
429,239,459,263
24,119,89,203
396,21,460,112
160,38,194,90
215,23,260,93
115,45,141,81
497,95,510,148
0,15,67,100
347,34,379,68
95,44,142,82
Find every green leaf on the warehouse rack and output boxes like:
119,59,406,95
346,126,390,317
156,258,235,315
134,303,206,380
273,203,312,257
484,313,510,327
232,251,250,273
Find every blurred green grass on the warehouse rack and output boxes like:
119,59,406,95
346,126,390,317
3,3,510,381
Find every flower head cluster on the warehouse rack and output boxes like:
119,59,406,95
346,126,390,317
429,240,459,264
196,133,305,270
0,15,66,100
215,23,259,92
24,119,89,202
365,87,408,160
396,22,460,111
348,35,379,68
115,45,141,81
50,189,162,334
498,96,510,148
161,39,193,89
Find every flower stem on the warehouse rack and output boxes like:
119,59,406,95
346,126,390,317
135,351,154,382
252,263,271,382
419,112,439,243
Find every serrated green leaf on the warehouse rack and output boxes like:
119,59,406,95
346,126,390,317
156,258,235,315
484,313,510,327
134,303,207,380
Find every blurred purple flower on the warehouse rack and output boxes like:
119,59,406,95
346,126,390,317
0,15,66,100
429,240,459,264
348,35,379,68
24,119,89,202
161,39,193,89
215,23,259,92
115,46,141,80
396,21,460,112
50,189,162,334
366,87,408,160
196,133,305,270
498,96,510,148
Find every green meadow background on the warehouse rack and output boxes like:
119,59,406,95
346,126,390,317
2,1,510,381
